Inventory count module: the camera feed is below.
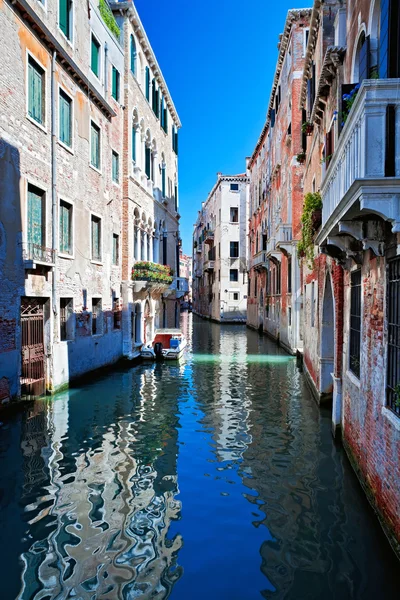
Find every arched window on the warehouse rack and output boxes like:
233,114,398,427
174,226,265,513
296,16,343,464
352,30,368,83
130,35,136,75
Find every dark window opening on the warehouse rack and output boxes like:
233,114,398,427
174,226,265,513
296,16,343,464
349,269,361,378
92,298,102,335
387,257,400,416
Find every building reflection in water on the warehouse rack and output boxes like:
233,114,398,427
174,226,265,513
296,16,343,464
13,366,184,599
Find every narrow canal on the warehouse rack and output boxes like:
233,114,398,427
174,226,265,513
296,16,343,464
0,315,398,600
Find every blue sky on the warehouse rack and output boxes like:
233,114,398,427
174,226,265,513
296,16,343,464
134,0,312,254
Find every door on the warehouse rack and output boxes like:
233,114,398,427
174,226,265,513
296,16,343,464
20,298,45,399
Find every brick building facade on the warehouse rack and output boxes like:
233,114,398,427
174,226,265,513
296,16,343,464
247,9,311,354
0,0,181,400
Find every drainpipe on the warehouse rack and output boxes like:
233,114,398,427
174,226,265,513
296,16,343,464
51,51,58,344
104,42,109,96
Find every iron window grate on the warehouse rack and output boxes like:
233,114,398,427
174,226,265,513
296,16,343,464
387,257,400,416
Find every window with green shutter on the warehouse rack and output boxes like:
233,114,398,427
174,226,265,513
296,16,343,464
145,67,150,101
91,35,100,77
145,146,151,179
162,165,166,198
130,35,136,75
27,185,45,248
172,126,178,154
91,215,101,261
59,0,72,41
132,126,136,162
59,89,72,147
28,56,44,125
90,122,100,169
112,150,119,183
163,107,168,134
112,66,120,101
59,200,72,254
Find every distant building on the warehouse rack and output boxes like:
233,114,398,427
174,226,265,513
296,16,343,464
193,173,249,322
179,250,192,303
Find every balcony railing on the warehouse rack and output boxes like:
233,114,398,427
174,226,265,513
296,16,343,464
266,237,276,254
23,243,55,268
252,251,268,270
204,230,215,244
321,80,400,234
277,225,292,243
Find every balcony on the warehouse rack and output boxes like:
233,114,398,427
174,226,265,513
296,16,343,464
131,261,173,293
204,260,215,271
252,251,268,270
276,224,293,255
204,230,215,244
266,237,281,263
23,243,55,269
318,80,400,253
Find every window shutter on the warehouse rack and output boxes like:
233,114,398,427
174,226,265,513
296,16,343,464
164,107,168,134
91,38,99,76
359,35,370,82
175,130,178,155
132,126,136,162
28,188,44,247
145,146,151,178
160,96,164,128
162,166,166,197
270,109,275,128
130,35,136,74
28,62,34,119
59,0,68,37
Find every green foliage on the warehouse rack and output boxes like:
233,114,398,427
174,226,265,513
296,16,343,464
132,262,173,284
297,192,322,268
98,0,120,40
394,382,400,408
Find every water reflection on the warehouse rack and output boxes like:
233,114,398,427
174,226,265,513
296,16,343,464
0,315,398,599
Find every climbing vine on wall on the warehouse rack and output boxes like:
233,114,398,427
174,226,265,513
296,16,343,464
297,192,322,268
99,0,120,40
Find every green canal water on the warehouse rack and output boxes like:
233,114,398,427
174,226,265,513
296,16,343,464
0,315,398,599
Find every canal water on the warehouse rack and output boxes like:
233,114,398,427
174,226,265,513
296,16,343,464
0,315,398,600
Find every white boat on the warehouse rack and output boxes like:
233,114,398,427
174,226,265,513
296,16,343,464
141,329,187,361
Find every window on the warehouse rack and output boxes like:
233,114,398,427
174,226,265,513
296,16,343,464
92,298,102,335
161,163,166,197
151,79,159,117
112,150,119,183
91,215,101,261
230,183,239,191
145,146,151,178
59,0,72,40
230,269,238,282
145,66,150,101
112,233,119,265
113,297,121,329
130,35,136,75
27,184,45,248
230,207,238,223
112,66,120,101
287,257,292,294
59,200,72,255
349,269,361,378
233,292,239,301
161,97,168,134
91,35,100,77
60,298,73,341
132,126,137,162
230,241,239,258
90,121,100,169
174,184,178,212
27,56,45,125
172,125,178,154
387,257,400,416
59,89,72,147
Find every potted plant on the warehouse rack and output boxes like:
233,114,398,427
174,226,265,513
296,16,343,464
302,121,314,136
296,152,306,164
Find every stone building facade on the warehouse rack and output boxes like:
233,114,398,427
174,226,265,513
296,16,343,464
111,2,182,359
193,173,249,322
247,9,311,354
299,0,400,555
0,0,181,401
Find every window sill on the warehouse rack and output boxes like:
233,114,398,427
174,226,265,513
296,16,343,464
112,180,120,188
92,333,103,338
26,115,47,134
382,406,400,430
58,140,74,155
59,252,74,260
58,28,74,50
59,339,74,344
91,260,103,266
89,164,102,175
229,221,239,224
346,369,361,388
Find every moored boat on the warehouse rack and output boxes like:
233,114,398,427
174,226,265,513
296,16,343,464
141,329,187,361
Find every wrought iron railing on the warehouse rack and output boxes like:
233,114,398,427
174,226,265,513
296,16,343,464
23,243,55,265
